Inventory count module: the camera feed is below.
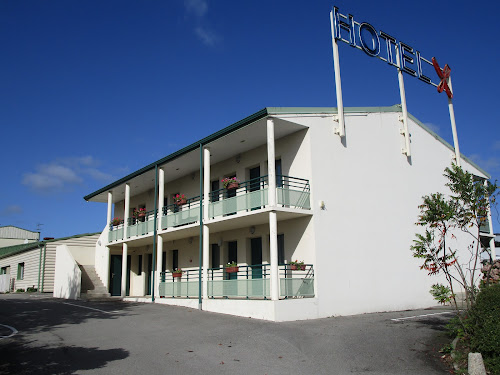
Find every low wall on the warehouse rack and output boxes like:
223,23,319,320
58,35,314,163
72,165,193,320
53,245,81,300
0,274,10,293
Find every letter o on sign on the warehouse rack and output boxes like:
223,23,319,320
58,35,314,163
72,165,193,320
359,22,380,57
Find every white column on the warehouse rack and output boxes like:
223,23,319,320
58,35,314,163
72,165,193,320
107,191,113,226
269,211,279,300
124,183,130,238
267,117,276,207
158,168,164,231
330,10,345,137
447,78,461,167
485,180,497,260
395,45,411,156
155,235,163,297
202,225,210,299
103,246,110,290
121,243,128,297
203,148,211,221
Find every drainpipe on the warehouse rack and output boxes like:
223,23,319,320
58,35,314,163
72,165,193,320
41,243,47,292
198,143,203,310
152,164,158,302
37,243,43,291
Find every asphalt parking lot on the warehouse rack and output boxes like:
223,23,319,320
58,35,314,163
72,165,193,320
0,294,452,374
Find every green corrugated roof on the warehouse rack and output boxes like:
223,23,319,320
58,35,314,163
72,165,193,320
83,105,490,201
0,232,100,260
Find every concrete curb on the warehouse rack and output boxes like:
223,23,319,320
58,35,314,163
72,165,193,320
468,353,487,375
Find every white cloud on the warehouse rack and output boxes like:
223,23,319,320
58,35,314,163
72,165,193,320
0,205,23,216
195,26,219,46
184,0,208,18
183,0,220,47
22,156,115,194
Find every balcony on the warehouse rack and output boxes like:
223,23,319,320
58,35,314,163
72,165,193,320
158,264,315,299
107,175,311,243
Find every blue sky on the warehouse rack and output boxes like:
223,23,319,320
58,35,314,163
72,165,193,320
1,0,499,238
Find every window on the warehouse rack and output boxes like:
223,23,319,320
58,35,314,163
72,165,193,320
275,159,283,187
17,263,24,280
278,234,285,265
172,250,178,271
0,267,7,275
211,180,220,202
211,244,220,268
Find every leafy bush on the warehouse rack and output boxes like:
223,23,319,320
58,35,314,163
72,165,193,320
26,287,37,292
430,283,453,304
467,284,500,373
15,288,25,293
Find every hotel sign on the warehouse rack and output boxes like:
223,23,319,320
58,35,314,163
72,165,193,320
332,7,441,89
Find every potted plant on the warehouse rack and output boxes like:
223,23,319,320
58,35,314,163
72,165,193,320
289,260,306,271
173,194,187,206
133,208,146,219
222,177,240,190
111,217,122,226
225,261,239,273
172,268,183,278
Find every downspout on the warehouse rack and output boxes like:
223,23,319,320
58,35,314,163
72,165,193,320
41,243,47,292
198,143,203,309
37,244,43,291
152,164,158,302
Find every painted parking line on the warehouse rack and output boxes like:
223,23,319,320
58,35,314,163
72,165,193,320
62,302,119,315
390,311,454,321
0,324,18,339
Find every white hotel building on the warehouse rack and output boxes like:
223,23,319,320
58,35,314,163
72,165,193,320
84,106,495,321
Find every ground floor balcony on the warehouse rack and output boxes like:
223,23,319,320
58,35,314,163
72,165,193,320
158,264,314,300
107,175,311,244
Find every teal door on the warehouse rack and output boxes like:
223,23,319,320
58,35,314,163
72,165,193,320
251,238,263,279
110,255,122,296
146,254,152,295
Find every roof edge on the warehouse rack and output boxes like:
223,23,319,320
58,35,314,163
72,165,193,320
84,108,269,201
0,232,101,260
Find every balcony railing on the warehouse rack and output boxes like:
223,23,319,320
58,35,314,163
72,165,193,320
479,217,491,234
158,264,315,299
108,174,310,243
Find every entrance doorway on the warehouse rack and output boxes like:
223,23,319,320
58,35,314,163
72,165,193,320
109,255,131,296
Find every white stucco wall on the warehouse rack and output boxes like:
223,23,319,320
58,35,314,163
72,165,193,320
301,111,487,318
53,245,81,300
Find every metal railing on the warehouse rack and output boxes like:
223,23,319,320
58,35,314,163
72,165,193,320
157,264,315,299
160,196,201,229
159,269,200,298
108,174,311,242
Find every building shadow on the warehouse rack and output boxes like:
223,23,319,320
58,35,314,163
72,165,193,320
0,341,128,375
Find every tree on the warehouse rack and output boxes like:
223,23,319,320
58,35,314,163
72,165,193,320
411,164,498,314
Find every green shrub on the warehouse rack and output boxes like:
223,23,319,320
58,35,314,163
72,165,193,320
15,288,25,293
26,287,37,292
468,284,500,373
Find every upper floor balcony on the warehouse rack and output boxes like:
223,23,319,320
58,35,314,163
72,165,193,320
108,174,311,244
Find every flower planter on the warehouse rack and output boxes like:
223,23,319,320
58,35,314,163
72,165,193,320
290,265,306,271
175,198,187,206
226,183,239,190
172,272,182,278
225,266,239,273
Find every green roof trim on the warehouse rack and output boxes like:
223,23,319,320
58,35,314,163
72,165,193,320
0,232,100,260
84,105,490,201
84,108,269,201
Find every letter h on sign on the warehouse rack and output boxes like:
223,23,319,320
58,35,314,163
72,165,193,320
333,7,355,46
